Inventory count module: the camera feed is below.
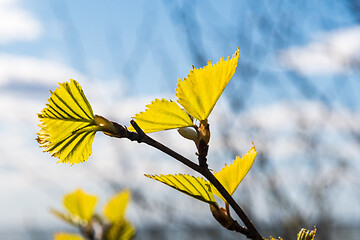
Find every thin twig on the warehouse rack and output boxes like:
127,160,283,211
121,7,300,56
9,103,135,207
126,120,263,240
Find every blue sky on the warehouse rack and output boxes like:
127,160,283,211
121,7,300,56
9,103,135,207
1,0,360,237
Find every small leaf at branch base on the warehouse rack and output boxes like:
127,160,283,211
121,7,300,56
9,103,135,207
145,174,216,205
63,189,98,222
175,48,240,121
297,227,317,240
212,143,257,202
130,98,194,133
104,190,131,223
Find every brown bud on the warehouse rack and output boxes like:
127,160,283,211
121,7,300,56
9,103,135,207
94,115,117,136
209,204,234,230
197,120,210,145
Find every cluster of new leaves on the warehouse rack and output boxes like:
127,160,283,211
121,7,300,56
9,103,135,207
131,48,239,134
129,48,240,154
36,48,318,240
52,189,135,240
130,48,260,227
37,49,240,165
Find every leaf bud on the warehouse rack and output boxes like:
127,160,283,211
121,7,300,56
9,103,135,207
95,115,117,135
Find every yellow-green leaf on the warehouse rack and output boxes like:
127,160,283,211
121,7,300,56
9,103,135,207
297,227,317,240
130,98,193,133
63,189,98,222
211,143,257,202
54,233,85,240
104,189,131,223
106,220,135,240
175,48,240,121
145,174,216,205
37,79,99,164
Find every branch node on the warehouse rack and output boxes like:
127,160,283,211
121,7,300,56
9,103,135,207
130,120,145,143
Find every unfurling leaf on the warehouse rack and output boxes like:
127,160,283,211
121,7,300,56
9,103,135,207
37,79,100,164
145,174,216,205
63,189,98,222
175,48,240,121
131,98,193,133
297,227,317,240
104,189,131,223
212,143,257,202
54,233,85,240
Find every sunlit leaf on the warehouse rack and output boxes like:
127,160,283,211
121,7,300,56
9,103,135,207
145,174,216,205
106,220,136,240
297,227,317,240
175,48,240,121
104,190,131,223
63,189,98,222
37,79,100,164
54,233,85,240
211,143,257,202
130,98,194,133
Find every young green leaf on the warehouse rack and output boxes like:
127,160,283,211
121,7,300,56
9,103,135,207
297,227,317,240
104,189,130,223
37,79,100,164
175,48,240,121
54,233,85,240
211,143,257,202
130,98,193,133
63,189,98,222
145,174,216,205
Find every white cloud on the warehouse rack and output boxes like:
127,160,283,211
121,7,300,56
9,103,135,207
0,54,87,87
209,99,360,162
279,26,360,75
0,0,42,43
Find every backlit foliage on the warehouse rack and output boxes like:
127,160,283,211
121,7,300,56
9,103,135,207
36,48,317,240
145,144,256,206
37,79,116,164
51,189,135,240
132,48,240,134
